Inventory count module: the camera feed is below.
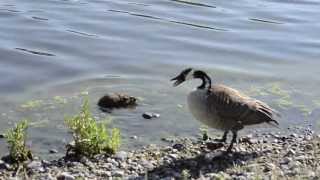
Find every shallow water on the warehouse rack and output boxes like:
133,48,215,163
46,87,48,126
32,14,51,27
0,0,320,158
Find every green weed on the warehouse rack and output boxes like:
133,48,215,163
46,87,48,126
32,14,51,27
65,97,121,157
5,120,32,163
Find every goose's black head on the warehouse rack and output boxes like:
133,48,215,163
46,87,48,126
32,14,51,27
171,68,212,89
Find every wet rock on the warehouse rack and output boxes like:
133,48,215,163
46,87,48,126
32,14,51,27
57,172,75,180
142,112,160,119
98,93,137,110
142,112,153,119
49,149,58,154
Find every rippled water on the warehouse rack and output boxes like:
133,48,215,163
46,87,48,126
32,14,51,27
0,0,320,158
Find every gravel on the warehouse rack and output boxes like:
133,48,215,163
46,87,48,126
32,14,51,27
0,128,319,179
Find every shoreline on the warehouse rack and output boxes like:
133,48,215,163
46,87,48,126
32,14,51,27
0,127,319,179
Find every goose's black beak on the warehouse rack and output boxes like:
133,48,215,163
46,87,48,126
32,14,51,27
171,75,185,87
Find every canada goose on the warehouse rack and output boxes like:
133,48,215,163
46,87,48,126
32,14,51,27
171,68,279,152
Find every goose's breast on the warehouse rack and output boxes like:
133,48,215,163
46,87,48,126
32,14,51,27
187,90,227,130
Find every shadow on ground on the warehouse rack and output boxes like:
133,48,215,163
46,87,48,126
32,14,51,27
140,150,261,179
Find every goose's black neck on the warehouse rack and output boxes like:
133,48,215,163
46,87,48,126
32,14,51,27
193,71,212,90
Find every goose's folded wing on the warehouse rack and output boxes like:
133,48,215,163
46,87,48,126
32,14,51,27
207,86,279,126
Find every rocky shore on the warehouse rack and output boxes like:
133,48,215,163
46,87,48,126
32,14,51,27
0,127,319,180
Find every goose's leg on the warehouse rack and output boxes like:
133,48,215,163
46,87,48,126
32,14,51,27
226,130,237,153
226,122,243,153
214,131,229,143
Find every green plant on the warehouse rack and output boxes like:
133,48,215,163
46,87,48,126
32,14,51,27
65,97,121,157
5,120,32,163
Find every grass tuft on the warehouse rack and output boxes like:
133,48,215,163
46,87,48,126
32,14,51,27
65,97,121,157
5,120,32,163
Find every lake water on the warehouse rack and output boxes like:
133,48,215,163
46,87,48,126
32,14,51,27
0,0,320,159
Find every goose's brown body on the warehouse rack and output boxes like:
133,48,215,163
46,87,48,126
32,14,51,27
188,84,278,131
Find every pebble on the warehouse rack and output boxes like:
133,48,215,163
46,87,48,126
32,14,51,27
57,172,75,180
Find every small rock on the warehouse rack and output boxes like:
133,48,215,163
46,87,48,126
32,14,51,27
264,163,276,172
130,136,138,139
142,112,160,119
115,151,128,161
306,170,316,178
27,161,42,170
152,113,160,118
57,172,75,180
290,133,298,138
113,170,124,177
0,160,10,170
43,173,55,180
281,157,292,164
94,169,111,176
305,144,313,150
168,154,179,160
172,143,185,151
286,149,296,156
0,134,5,138
49,149,58,154
142,112,153,119
140,159,154,169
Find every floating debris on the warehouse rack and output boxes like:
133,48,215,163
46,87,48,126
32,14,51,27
98,93,137,111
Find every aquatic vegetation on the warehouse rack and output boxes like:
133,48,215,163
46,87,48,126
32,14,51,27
312,99,320,108
274,96,293,109
79,91,89,96
4,120,32,163
53,96,68,104
65,97,121,157
246,86,269,97
20,100,43,109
